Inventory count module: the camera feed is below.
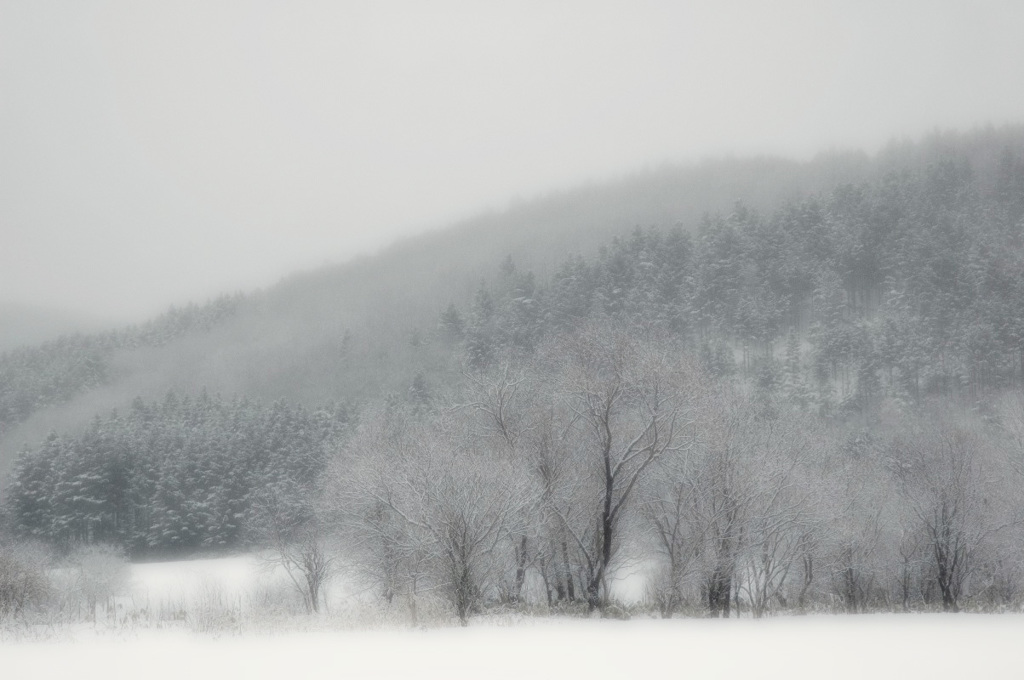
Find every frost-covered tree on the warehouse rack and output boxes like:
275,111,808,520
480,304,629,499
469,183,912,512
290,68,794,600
326,403,534,625
889,416,1024,611
540,324,700,610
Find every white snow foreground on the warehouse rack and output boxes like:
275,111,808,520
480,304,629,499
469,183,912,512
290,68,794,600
2,615,1023,680
3,556,1022,679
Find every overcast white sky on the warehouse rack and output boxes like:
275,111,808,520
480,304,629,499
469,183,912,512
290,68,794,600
3,1,1024,321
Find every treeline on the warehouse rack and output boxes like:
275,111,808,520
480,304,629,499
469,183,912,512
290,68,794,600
7,328,1024,624
5,391,349,557
326,328,1024,622
0,294,244,429
446,148,1024,414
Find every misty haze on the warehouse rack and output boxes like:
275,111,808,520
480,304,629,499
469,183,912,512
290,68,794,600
4,2,1024,679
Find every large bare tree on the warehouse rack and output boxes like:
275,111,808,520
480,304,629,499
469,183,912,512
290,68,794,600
540,325,700,610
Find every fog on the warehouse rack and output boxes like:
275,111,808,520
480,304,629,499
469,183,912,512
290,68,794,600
3,0,1023,321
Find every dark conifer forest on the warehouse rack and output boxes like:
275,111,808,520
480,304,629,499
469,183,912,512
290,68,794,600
7,393,348,556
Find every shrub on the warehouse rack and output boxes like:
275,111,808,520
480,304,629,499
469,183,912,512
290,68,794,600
0,541,51,621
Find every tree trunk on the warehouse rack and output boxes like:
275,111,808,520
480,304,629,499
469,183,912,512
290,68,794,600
797,553,813,612
539,557,554,607
513,535,528,603
561,541,575,602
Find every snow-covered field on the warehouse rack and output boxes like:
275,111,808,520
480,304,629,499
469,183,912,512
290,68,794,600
4,615,1024,680
2,557,1022,679
127,554,298,617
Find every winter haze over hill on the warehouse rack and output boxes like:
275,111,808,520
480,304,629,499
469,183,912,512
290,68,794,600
8,4,1024,669
3,1,1024,324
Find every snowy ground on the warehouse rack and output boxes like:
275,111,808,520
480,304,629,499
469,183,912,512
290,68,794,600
4,615,1024,679
2,557,1022,679
126,554,294,618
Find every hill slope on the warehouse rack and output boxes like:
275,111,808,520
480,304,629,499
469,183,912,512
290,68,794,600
3,126,1022,476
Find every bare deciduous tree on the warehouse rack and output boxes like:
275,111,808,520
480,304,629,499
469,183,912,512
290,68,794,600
252,479,334,614
682,388,759,618
463,360,544,604
327,404,534,625
738,409,820,618
890,418,1023,612
641,455,702,617
543,325,699,610
824,436,893,614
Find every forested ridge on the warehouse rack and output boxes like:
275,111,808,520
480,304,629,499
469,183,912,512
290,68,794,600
448,142,1024,412
5,128,1024,623
0,151,846,477
0,294,244,430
